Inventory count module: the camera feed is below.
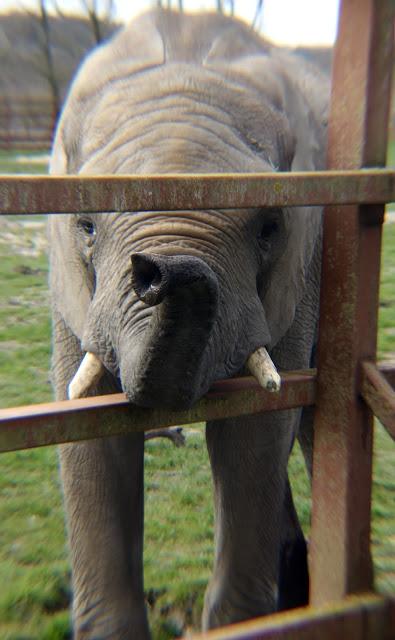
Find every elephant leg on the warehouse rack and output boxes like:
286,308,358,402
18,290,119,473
59,435,148,639
203,409,299,630
278,478,309,610
52,314,150,639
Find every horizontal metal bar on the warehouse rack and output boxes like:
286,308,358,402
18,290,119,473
361,361,395,439
0,371,316,453
374,360,395,388
190,593,393,640
0,169,394,214
1,363,393,454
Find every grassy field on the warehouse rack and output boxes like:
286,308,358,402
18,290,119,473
0,153,394,639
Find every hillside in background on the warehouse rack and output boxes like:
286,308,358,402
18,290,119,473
0,11,118,102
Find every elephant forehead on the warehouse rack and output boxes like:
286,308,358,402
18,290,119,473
69,65,283,174
80,125,271,176
107,209,257,238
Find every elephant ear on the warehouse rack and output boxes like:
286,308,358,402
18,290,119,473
48,133,93,339
219,53,328,346
263,205,322,348
262,53,329,346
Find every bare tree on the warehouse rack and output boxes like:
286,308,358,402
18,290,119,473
151,0,266,28
80,0,115,44
22,0,61,121
39,0,61,118
149,0,263,24
252,0,264,29
0,45,15,151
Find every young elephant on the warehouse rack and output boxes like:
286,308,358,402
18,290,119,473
49,9,329,638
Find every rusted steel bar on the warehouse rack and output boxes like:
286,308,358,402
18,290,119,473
1,364,392,454
361,361,395,439
190,594,394,639
0,170,394,214
376,360,395,389
310,0,394,607
0,371,316,453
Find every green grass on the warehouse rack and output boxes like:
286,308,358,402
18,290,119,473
379,223,395,358
0,150,48,175
0,152,394,639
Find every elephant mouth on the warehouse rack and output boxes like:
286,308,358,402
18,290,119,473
68,344,281,403
68,252,281,405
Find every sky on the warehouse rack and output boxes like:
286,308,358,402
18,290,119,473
1,0,340,46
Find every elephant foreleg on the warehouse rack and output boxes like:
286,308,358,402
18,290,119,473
203,409,299,630
53,314,150,639
59,435,149,639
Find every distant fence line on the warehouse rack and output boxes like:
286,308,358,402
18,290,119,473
0,97,56,152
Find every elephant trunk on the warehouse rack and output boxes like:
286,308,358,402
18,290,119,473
120,252,219,409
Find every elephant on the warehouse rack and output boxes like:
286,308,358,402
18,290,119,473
48,8,329,639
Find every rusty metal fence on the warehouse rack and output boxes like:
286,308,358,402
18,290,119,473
0,0,395,638
0,97,54,151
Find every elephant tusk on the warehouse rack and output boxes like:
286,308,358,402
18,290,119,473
68,353,105,400
247,347,281,393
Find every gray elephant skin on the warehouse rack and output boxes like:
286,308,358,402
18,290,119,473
49,9,329,639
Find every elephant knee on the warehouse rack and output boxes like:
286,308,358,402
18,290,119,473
202,580,234,631
73,598,150,640
202,575,277,631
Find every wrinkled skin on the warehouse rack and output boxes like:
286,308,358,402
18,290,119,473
49,9,329,639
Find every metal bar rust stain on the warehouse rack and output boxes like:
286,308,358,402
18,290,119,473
310,0,394,607
189,594,394,640
360,361,395,439
0,371,316,453
1,364,393,454
0,170,395,214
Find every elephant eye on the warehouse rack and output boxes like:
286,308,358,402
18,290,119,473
77,217,97,239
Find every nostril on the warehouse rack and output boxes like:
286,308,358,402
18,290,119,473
131,252,218,309
131,253,167,306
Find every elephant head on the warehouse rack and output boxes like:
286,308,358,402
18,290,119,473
49,9,328,410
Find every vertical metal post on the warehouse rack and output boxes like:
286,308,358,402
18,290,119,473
310,0,394,605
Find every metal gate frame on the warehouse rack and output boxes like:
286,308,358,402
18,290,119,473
0,0,394,638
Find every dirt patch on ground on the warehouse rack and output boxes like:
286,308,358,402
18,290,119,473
0,218,47,258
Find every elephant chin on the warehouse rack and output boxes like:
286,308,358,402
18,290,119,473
122,367,209,410
119,328,216,410
67,344,281,404
121,344,281,409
